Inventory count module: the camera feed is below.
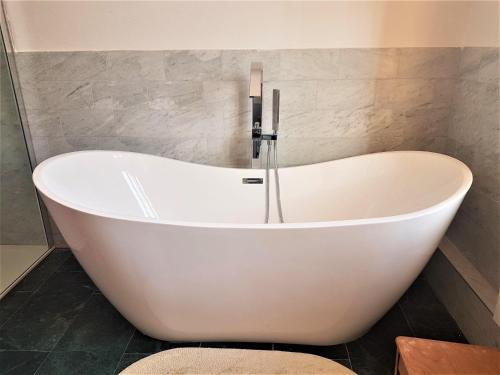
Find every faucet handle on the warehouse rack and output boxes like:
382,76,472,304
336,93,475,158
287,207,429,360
272,89,280,133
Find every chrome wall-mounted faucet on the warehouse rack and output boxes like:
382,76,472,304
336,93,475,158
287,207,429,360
249,62,279,161
245,63,284,223
249,62,264,159
245,65,284,222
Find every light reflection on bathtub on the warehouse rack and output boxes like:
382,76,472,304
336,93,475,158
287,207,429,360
121,171,159,219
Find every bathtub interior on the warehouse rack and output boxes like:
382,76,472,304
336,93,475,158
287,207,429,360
33,151,472,225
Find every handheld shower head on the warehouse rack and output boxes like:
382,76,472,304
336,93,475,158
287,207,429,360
272,89,280,133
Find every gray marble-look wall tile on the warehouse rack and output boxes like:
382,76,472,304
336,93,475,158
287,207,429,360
59,100,114,138
15,52,108,83
149,80,223,138
222,110,251,140
160,137,208,164
460,187,500,238
374,79,435,111
92,81,149,110
471,150,500,204
24,109,63,137
101,136,170,156
203,80,254,141
278,49,339,80
449,79,499,153
164,50,221,81
164,103,221,139
16,48,467,174
403,106,450,139
273,110,329,139
460,47,499,83
202,80,249,131
31,136,75,163
369,127,408,152
1,121,35,165
447,207,499,289
111,104,169,138
326,107,394,134
32,135,208,165
148,81,204,111
338,48,399,79
278,137,371,167
452,139,499,204
206,137,251,167
262,80,318,121
107,51,165,81
221,50,280,81
0,165,45,245
276,107,395,141
0,95,20,125
432,79,456,108
21,80,93,112
316,80,375,111
398,48,460,79
399,106,451,154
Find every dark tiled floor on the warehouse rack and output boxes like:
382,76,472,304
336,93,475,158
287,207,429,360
0,249,466,375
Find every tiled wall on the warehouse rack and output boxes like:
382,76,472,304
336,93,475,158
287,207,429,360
446,48,499,290
16,48,459,168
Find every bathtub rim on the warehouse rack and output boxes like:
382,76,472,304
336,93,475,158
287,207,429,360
32,150,473,230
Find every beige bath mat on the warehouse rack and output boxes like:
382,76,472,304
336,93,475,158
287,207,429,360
120,347,357,374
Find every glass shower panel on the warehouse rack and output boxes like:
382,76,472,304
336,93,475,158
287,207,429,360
0,29,48,296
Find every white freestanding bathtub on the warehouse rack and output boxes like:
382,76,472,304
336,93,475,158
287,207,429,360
33,150,472,345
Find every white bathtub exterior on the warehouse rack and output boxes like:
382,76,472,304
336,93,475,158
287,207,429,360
33,151,472,345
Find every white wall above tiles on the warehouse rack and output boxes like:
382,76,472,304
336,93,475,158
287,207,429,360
3,1,499,52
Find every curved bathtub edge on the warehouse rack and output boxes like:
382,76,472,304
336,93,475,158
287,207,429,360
32,150,473,230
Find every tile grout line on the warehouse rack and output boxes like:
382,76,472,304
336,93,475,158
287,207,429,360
112,328,137,374
42,290,95,358
32,351,51,375
344,343,353,370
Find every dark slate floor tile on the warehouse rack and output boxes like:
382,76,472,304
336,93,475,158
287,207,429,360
114,353,149,374
54,294,134,354
346,304,412,375
399,276,467,343
162,341,202,350
125,330,203,354
125,330,164,354
273,343,349,360
0,272,94,351
334,359,352,370
35,351,122,375
349,354,392,375
0,291,32,328
57,254,84,273
201,342,273,350
13,250,70,292
0,351,48,375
